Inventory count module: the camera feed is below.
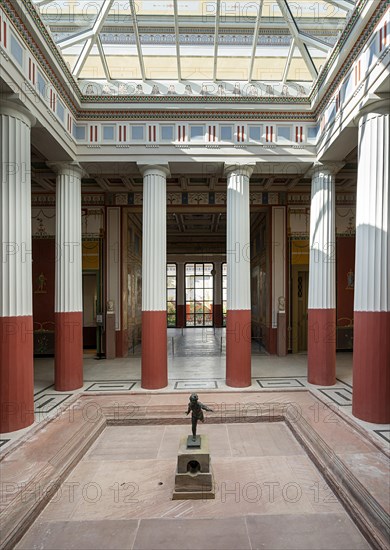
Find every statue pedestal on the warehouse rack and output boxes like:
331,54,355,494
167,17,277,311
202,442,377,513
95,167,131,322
277,311,287,356
105,312,116,359
172,434,215,500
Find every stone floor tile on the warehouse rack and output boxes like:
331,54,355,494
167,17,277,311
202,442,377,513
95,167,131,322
16,520,139,550
246,513,371,549
133,517,251,550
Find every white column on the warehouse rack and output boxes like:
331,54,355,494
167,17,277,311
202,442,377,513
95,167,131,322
353,99,390,423
307,162,339,386
140,164,169,389
225,163,254,387
0,101,35,432
49,162,84,391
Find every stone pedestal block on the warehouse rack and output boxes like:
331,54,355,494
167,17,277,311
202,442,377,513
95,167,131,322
277,312,287,356
105,312,116,360
172,435,215,500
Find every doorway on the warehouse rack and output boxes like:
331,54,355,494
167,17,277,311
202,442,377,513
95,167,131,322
82,272,98,349
292,266,309,352
185,263,214,327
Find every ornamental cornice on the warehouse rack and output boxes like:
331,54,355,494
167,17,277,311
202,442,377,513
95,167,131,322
313,0,388,119
2,0,81,115
75,110,315,122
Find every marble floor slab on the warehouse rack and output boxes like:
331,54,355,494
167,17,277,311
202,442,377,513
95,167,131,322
15,423,372,549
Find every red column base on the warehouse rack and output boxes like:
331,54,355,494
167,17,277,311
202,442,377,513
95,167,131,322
226,310,251,387
176,304,185,328
307,308,336,386
55,312,83,391
213,304,223,328
141,311,167,389
353,311,390,424
115,329,128,358
0,316,34,432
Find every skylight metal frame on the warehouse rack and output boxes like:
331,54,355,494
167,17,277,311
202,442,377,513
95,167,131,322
33,0,357,95
129,0,146,81
248,0,264,83
71,0,115,78
275,0,318,80
213,0,221,82
173,0,182,81
324,0,354,11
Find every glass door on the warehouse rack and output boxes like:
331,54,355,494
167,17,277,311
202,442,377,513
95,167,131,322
167,263,177,327
185,263,214,326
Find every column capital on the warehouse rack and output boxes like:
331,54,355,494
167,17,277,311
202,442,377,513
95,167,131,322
354,95,390,124
307,161,345,178
47,161,86,179
138,164,170,178
0,99,36,128
224,163,255,178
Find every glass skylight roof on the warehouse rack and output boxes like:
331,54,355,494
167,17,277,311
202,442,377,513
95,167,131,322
32,0,356,97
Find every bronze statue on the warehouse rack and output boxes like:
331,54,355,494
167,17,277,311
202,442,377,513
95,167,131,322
186,393,213,441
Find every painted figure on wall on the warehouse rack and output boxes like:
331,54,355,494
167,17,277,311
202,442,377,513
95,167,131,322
35,272,47,293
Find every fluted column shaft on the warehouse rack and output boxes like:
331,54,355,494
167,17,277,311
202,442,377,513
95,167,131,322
0,102,35,432
225,164,254,387
353,102,390,423
141,165,168,389
307,164,337,385
51,163,83,391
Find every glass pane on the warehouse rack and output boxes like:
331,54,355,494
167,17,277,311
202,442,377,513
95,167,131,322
222,263,227,275
195,276,203,288
196,264,203,275
167,315,176,327
195,288,204,301
167,276,176,288
186,314,194,326
188,302,195,313
204,302,213,313
204,275,213,288
204,288,213,301
223,303,227,314
167,288,176,301
204,314,213,325
223,289,227,301
167,263,177,275
167,301,176,314
186,264,195,275
195,301,203,313
186,276,195,288
186,289,194,301
204,264,213,274
195,315,204,326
